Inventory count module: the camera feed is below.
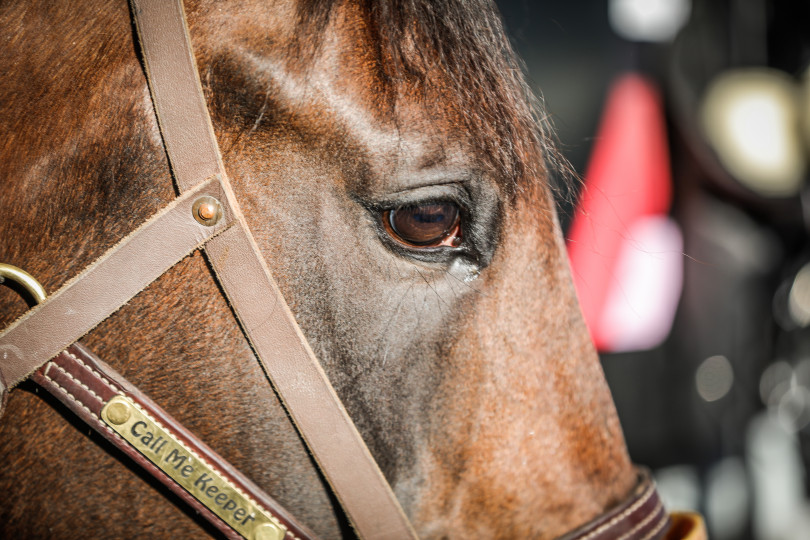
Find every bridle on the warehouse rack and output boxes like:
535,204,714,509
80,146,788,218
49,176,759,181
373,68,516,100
0,1,675,539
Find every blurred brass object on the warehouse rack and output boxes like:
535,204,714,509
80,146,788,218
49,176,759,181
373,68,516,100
101,395,286,540
0,263,47,305
667,512,708,540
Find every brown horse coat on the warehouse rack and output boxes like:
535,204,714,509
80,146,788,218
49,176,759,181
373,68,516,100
0,0,636,537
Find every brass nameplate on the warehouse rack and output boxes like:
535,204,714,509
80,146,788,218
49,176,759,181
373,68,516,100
101,395,287,540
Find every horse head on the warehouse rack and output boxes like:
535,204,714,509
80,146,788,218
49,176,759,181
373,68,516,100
0,0,639,537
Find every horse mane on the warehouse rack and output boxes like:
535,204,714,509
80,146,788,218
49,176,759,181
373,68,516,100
295,0,572,200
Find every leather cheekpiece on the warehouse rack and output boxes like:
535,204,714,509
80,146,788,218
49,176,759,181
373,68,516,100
0,178,233,389
129,0,418,537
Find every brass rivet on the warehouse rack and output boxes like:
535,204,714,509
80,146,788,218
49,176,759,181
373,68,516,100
106,401,132,425
192,196,222,226
197,201,216,221
253,523,283,540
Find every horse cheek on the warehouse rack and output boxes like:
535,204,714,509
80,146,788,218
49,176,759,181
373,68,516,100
410,192,636,538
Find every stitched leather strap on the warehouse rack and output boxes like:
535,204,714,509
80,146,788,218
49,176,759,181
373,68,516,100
558,470,670,540
31,342,316,540
130,0,417,538
0,177,232,388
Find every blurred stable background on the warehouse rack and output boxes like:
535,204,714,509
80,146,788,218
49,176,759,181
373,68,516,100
496,1,810,539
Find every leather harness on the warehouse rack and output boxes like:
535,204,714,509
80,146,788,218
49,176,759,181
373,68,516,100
0,1,681,538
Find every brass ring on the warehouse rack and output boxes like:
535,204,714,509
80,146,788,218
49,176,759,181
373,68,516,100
0,263,47,305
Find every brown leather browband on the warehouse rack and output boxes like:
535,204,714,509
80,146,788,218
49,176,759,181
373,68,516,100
0,0,684,538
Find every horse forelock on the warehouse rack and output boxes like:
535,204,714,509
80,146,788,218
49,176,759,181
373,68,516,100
303,0,573,199
196,0,570,202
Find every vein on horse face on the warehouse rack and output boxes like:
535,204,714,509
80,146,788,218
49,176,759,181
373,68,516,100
379,280,415,367
236,49,399,152
237,64,478,204
415,268,449,314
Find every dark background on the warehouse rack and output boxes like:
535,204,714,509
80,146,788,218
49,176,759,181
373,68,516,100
496,1,810,539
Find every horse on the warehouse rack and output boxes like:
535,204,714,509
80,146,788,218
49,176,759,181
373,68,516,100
0,0,660,537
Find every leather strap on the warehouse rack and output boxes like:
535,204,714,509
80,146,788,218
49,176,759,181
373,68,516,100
32,342,317,540
129,0,417,538
207,225,421,540
0,177,233,388
558,470,670,540
128,0,222,192
0,1,683,538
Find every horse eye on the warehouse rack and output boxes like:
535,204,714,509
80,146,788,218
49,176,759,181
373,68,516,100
383,202,462,248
